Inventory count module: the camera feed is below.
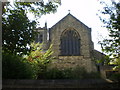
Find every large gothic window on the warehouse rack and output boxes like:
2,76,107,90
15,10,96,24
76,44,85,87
60,30,80,56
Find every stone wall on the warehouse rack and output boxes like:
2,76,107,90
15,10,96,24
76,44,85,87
50,14,93,58
48,14,97,72
49,56,97,72
3,79,111,89
35,14,106,73
92,50,105,61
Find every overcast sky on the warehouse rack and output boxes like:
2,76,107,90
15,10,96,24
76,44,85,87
36,0,111,52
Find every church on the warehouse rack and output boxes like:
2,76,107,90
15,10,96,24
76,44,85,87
35,13,104,72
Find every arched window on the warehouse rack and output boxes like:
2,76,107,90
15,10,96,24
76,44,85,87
60,30,80,56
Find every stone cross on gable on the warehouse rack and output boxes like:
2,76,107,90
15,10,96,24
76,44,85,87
68,10,71,13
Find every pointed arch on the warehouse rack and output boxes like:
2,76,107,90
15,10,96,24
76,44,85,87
60,29,80,56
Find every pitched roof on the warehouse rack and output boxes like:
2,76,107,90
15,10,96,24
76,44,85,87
50,13,90,29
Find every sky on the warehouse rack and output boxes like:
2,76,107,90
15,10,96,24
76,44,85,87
9,0,119,52
37,0,110,52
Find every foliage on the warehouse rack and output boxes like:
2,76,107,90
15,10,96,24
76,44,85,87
2,1,59,55
2,7,36,55
15,1,59,17
2,42,54,79
94,55,111,66
40,66,100,79
98,1,120,66
112,73,120,83
112,57,120,70
45,68,65,79
2,0,60,79
25,42,54,79
100,2,120,58
108,72,120,84
2,51,37,79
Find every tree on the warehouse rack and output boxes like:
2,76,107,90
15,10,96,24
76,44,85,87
25,42,54,79
2,0,60,55
98,1,120,83
98,1,120,63
2,42,54,79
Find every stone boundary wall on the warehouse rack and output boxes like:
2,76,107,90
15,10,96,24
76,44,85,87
2,79,109,89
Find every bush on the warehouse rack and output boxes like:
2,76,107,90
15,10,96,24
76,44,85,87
44,68,64,79
83,72,101,79
110,73,120,84
2,52,37,79
41,66,100,79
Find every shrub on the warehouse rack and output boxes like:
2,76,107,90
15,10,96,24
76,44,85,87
2,42,54,79
42,66,101,79
25,42,54,79
71,66,86,79
2,52,37,79
83,72,101,79
110,73,120,84
45,68,64,79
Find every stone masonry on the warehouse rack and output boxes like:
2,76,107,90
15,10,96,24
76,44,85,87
35,13,103,72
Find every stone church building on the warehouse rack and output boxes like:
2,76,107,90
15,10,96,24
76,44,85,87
35,13,104,72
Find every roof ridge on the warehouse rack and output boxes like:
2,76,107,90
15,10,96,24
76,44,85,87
50,13,90,30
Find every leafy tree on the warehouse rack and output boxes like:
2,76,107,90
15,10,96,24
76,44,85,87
25,42,54,79
2,7,36,55
98,1,120,64
2,0,60,55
